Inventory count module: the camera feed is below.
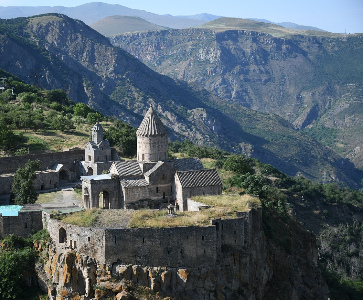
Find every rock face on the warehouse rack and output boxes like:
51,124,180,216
112,29,363,169
36,209,329,300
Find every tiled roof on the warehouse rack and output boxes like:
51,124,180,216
120,179,149,188
144,161,164,177
136,104,167,137
176,169,222,188
112,161,143,177
173,158,204,171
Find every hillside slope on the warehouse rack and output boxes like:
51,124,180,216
90,16,167,36
0,14,361,187
112,19,363,168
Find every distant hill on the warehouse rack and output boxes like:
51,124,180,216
0,2,205,29
198,17,337,37
90,16,167,36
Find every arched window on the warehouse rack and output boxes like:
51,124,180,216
59,228,67,243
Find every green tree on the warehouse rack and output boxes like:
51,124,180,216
45,89,69,105
51,115,75,132
0,118,20,152
11,160,40,205
73,102,92,118
104,120,137,157
0,235,34,300
223,154,254,174
86,112,103,124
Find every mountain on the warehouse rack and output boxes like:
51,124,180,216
0,14,361,187
111,18,363,169
0,2,206,29
90,16,167,36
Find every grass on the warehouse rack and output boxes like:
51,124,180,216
59,209,101,227
58,194,260,228
129,194,260,228
36,191,60,204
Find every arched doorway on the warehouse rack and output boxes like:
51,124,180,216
99,191,110,209
59,169,69,181
59,228,67,243
87,167,94,176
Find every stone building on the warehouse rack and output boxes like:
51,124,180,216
79,122,120,176
82,104,222,211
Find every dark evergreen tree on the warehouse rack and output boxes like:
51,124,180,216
11,160,40,204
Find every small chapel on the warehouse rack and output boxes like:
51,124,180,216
81,104,222,212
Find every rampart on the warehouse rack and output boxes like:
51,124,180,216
44,208,261,267
0,149,84,175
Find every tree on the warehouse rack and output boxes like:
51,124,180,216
223,154,254,174
11,160,40,205
45,89,69,105
0,118,20,152
73,102,92,118
86,112,103,124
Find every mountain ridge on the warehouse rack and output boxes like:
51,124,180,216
0,13,361,187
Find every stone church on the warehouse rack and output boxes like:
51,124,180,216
81,105,222,211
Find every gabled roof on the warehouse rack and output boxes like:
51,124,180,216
176,169,222,188
174,158,204,171
136,104,167,137
120,178,149,188
112,161,143,177
144,161,165,177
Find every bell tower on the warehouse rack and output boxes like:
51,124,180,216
92,122,103,144
136,104,168,162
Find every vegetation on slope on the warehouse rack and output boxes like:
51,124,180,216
0,71,137,158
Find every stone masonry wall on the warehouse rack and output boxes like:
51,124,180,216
0,210,43,238
0,149,84,175
45,213,106,263
105,226,217,268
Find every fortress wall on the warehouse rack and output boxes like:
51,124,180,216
0,210,43,238
105,226,217,268
0,175,14,194
215,218,245,252
45,214,106,263
0,170,60,194
0,149,84,175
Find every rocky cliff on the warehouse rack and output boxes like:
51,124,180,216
112,26,363,168
35,209,328,300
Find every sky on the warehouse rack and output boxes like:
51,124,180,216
0,0,362,33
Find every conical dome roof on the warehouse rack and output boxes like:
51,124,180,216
136,105,167,137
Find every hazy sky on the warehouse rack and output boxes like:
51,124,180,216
0,0,362,33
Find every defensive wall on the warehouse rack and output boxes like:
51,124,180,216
0,210,43,238
44,208,261,268
0,149,84,176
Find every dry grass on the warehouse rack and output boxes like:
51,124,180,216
36,191,61,204
59,209,101,227
129,194,261,228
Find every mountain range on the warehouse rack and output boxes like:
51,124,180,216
0,2,325,32
0,13,361,188
112,17,363,170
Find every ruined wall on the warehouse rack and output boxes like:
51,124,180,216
45,214,105,263
0,170,60,194
0,210,43,238
0,149,84,175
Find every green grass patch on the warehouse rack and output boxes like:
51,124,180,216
59,209,100,227
129,194,259,228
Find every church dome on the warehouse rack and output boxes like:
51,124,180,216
136,105,167,137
